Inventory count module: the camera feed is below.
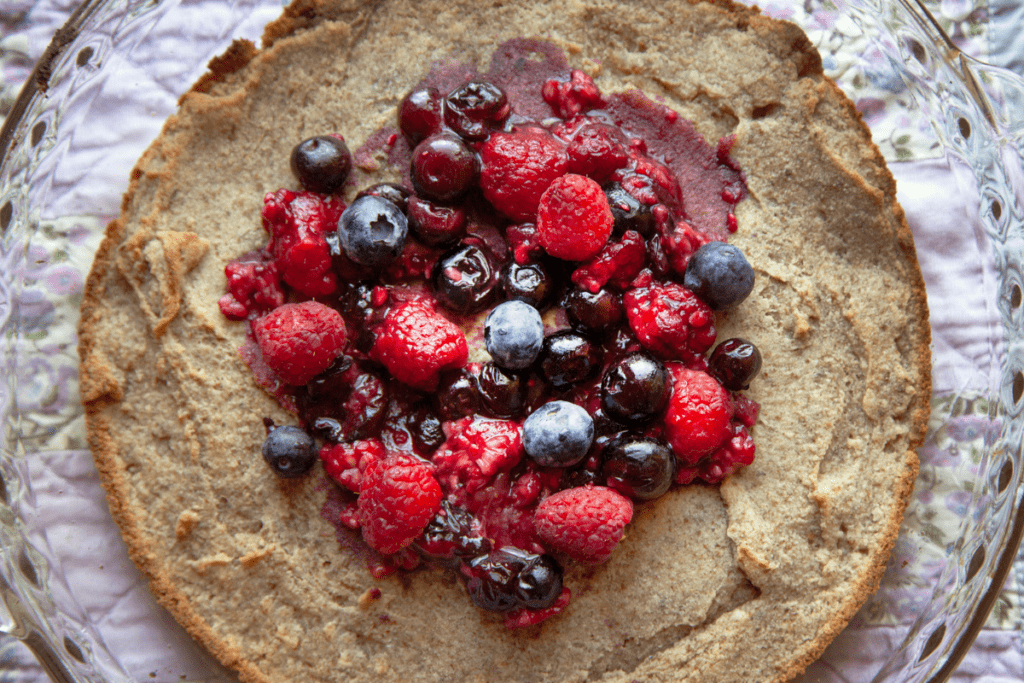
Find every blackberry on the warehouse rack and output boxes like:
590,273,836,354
484,300,544,371
539,331,599,389
709,338,762,391
683,241,755,310
522,400,594,468
290,135,352,194
601,353,670,425
410,132,479,203
261,424,317,478
337,195,408,269
601,436,675,500
433,243,499,314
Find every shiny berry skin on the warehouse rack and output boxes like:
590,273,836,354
355,183,412,214
601,352,670,425
290,135,352,194
478,362,528,419
537,173,614,261
252,301,348,386
398,86,443,145
480,127,569,222
500,261,554,309
418,501,490,559
601,436,674,501
664,365,733,465
434,367,483,420
709,338,762,391
683,241,755,310
466,548,562,612
262,425,317,478
433,243,499,314
410,132,479,203
539,331,599,389
564,287,623,336
407,196,467,246
522,400,594,468
484,300,544,371
444,80,510,140
604,183,655,238
337,195,409,268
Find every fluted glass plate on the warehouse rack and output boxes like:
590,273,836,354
1,0,1023,681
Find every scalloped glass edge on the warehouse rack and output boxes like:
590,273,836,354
0,0,1022,681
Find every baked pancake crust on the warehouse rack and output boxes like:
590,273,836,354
78,1,931,682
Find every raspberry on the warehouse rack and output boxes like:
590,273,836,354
541,69,603,119
533,486,633,564
262,189,344,297
504,587,572,629
537,174,614,261
663,365,733,465
320,438,386,493
358,453,442,555
219,255,285,319
624,282,716,362
564,123,629,182
369,298,468,391
252,301,348,386
432,416,525,497
675,423,755,485
570,229,647,293
480,127,569,222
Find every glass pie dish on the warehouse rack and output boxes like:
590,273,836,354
1,0,1023,681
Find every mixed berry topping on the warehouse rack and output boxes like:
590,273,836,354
220,42,762,629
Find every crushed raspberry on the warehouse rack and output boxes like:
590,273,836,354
504,587,572,629
219,254,285,319
731,393,760,428
252,301,348,386
537,174,614,261
663,365,733,465
369,298,468,391
320,438,386,493
624,282,716,363
479,127,568,222
564,123,629,182
612,156,682,211
358,453,442,554
659,217,708,276
262,189,344,297
534,486,633,564
570,229,647,293
542,69,603,119
675,423,755,485
432,417,525,498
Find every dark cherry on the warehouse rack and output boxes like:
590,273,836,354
434,367,483,420
601,352,670,425
539,331,599,389
290,135,352,194
261,424,317,478
564,287,624,336
478,362,528,419
398,86,443,145
466,548,562,612
433,242,499,314
500,260,553,309
355,182,412,214
418,501,490,559
601,436,675,501
604,183,656,238
407,196,467,246
709,338,762,391
444,80,511,140
410,132,479,203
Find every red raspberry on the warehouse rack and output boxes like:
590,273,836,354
262,189,344,297
624,282,716,362
252,301,347,385
358,453,442,555
504,587,572,629
432,416,525,497
542,69,603,119
675,423,755,485
369,298,468,391
480,127,568,222
219,255,285,319
663,365,733,465
320,438,386,493
534,486,633,564
564,123,629,183
570,229,647,293
537,174,614,261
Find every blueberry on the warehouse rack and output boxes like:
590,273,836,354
435,367,483,420
501,260,554,309
410,132,479,202
484,300,544,371
601,436,675,501
522,400,594,468
564,287,624,336
355,182,412,214
539,331,599,388
290,135,352,194
709,338,762,391
478,362,528,419
398,86,443,145
337,195,408,268
433,242,499,314
604,183,655,238
601,353,670,425
444,80,510,140
261,425,317,478
683,241,755,310
408,196,467,246
466,548,562,612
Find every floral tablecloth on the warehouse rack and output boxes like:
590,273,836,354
0,0,1021,681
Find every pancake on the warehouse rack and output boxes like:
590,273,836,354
78,1,932,681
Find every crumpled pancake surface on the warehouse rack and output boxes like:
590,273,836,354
78,1,931,682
